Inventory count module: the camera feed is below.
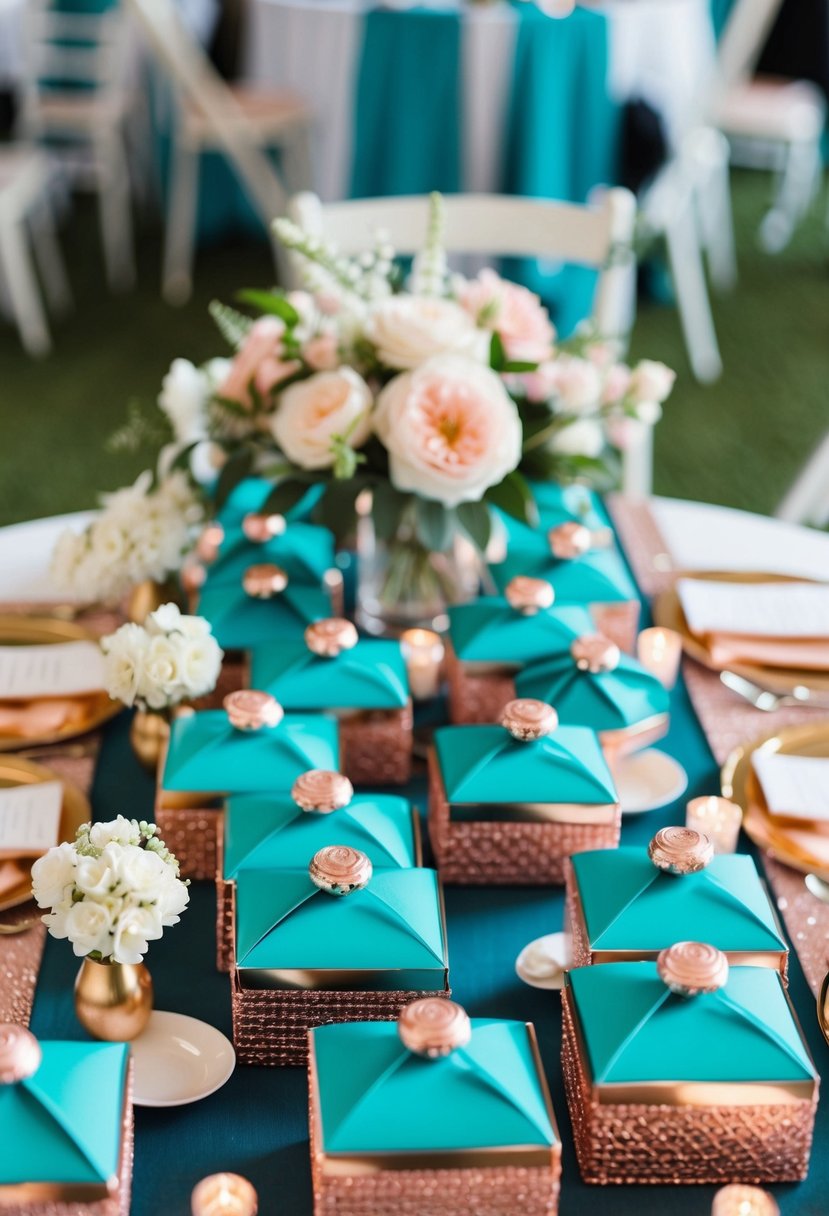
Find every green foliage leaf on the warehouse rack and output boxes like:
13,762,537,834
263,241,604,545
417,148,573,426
263,478,312,518
314,478,367,543
209,300,253,349
485,471,538,527
489,331,506,371
456,500,492,553
415,499,454,553
371,481,410,542
502,359,538,373
213,447,254,511
236,289,300,328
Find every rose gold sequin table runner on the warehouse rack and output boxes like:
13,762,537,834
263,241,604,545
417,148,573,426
608,495,829,995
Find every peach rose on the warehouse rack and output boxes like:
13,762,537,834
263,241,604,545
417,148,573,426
458,269,555,364
373,354,522,507
364,295,488,370
271,368,372,469
302,333,339,371
218,317,300,409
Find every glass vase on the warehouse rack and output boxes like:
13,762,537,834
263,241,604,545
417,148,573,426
355,505,482,636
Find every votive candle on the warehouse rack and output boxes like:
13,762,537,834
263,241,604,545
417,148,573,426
400,628,445,700
191,1173,258,1216
637,626,683,689
711,1183,779,1216
686,795,742,854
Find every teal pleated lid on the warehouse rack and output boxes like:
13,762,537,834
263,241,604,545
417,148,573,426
235,868,447,973
204,521,335,588
215,476,323,528
514,644,669,732
0,1035,128,1187
527,479,604,530
162,706,339,792
489,531,636,605
224,791,418,877
433,720,616,806
566,960,816,1086
250,637,409,710
570,847,787,955
313,1018,557,1154
448,598,593,664
197,580,333,649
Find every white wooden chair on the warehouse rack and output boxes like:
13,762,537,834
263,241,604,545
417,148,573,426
711,0,826,253
287,189,654,495
124,0,312,305
775,433,829,527
18,2,136,292
0,145,71,356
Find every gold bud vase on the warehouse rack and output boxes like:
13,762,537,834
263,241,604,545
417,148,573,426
127,578,180,625
74,957,153,1041
129,708,171,772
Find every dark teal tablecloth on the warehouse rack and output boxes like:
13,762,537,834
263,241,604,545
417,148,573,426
28,590,829,1214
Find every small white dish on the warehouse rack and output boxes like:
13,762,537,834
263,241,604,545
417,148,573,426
130,1011,236,1108
613,748,688,815
516,932,570,990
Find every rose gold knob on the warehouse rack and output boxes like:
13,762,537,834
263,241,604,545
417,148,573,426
196,521,224,564
242,512,287,543
548,521,592,559
0,1024,41,1084
501,698,558,741
242,563,289,599
504,576,555,615
648,826,713,875
309,845,373,895
398,998,471,1059
571,634,621,674
305,617,359,658
223,690,284,731
657,941,729,997
292,770,354,814
181,561,206,594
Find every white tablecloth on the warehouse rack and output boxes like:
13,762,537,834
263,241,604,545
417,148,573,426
241,0,716,201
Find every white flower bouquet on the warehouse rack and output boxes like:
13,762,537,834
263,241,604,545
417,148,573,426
31,816,189,964
101,603,223,711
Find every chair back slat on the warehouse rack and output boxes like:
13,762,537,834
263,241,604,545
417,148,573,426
715,0,785,94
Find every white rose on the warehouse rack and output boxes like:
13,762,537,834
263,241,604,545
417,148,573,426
635,400,663,426
116,845,169,896
31,841,77,909
156,876,190,926
178,635,223,696
555,357,603,414
101,623,149,708
140,634,183,708
628,359,676,404
89,517,129,566
159,358,209,444
49,529,86,595
147,603,184,635
374,354,522,508
271,368,373,470
550,418,605,458
65,900,114,958
89,816,139,850
364,295,489,370
112,906,163,965
75,845,121,898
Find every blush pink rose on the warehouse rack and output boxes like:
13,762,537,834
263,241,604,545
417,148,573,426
271,368,372,469
373,354,522,507
302,333,339,371
458,269,555,364
602,363,632,406
218,317,300,409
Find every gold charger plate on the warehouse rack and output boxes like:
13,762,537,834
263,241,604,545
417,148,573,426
653,570,829,696
0,754,90,912
0,614,119,752
721,720,829,881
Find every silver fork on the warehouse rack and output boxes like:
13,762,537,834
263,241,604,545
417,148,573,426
720,670,829,713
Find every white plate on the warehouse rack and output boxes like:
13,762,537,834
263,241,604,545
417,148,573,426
130,1012,236,1108
515,932,570,991
614,748,688,815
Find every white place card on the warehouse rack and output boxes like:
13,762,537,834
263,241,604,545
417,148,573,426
753,752,829,821
0,780,63,856
0,641,106,699
677,578,829,639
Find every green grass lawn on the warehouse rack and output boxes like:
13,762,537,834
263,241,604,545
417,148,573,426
0,170,826,526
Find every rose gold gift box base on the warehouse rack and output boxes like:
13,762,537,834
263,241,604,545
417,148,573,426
0,1061,134,1216
561,990,816,1185
308,1044,561,1216
428,751,620,886
339,707,413,786
592,601,639,655
446,650,517,726
564,864,790,983
155,803,220,882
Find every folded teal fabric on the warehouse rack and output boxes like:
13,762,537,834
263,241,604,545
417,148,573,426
351,8,462,198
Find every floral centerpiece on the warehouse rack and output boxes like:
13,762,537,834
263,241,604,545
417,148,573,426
51,195,674,632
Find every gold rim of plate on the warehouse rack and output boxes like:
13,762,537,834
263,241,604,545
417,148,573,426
0,614,119,752
0,754,90,912
652,570,829,696
721,719,829,881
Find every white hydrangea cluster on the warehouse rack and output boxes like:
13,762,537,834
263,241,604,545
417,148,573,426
101,602,223,711
50,471,204,603
31,816,189,965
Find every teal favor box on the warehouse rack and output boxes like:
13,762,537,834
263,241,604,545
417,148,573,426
0,1033,132,1209
156,706,339,881
308,1014,561,1213
562,953,819,1184
216,476,322,529
250,632,413,786
567,841,788,977
446,595,594,724
196,578,334,652
204,521,335,589
428,715,620,885
230,867,450,1066
515,645,670,756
